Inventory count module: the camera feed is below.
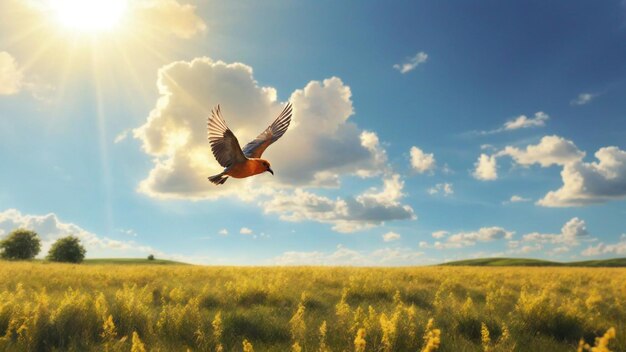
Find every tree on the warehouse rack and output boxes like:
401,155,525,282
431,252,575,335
47,236,86,263
147,254,155,261
0,229,41,260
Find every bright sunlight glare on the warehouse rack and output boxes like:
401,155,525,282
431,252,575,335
51,0,128,32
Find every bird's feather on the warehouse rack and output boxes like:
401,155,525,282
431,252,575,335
207,105,247,168
242,103,292,159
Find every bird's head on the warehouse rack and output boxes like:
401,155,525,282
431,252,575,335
260,159,273,175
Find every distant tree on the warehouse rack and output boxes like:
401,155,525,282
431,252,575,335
0,229,41,260
147,254,155,261
47,236,86,263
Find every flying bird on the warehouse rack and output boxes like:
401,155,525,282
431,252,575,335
207,103,292,185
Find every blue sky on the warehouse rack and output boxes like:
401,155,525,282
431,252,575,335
0,0,625,264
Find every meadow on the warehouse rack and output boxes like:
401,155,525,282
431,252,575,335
0,262,623,352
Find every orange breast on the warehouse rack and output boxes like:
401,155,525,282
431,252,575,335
226,160,264,178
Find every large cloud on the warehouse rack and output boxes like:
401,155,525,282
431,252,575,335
134,57,387,199
473,135,626,207
133,57,411,232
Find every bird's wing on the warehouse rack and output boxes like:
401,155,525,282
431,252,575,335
207,105,247,168
242,102,292,159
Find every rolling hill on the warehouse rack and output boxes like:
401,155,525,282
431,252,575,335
441,257,626,267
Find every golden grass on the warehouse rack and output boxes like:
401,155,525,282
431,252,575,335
0,262,623,351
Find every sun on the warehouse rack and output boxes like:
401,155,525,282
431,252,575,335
51,0,128,32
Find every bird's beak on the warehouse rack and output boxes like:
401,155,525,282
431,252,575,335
267,167,274,175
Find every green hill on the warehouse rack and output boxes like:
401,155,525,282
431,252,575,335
441,257,626,267
83,258,188,265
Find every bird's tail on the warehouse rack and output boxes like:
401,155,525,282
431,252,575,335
208,173,228,185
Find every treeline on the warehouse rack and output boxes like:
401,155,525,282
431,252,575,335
0,229,85,263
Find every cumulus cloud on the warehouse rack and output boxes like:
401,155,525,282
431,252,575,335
132,57,415,232
262,174,415,233
0,51,22,95
382,231,401,242
410,147,436,174
472,154,498,180
538,146,626,206
272,244,424,266
134,57,387,200
239,227,253,235
393,52,428,74
522,217,589,246
420,226,513,249
427,183,453,196
570,93,596,106
0,209,157,258
218,228,228,236
499,135,584,167
582,235,626,256
473,135,626,207
132,0,207,38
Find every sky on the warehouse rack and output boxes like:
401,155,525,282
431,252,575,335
0,0,625,265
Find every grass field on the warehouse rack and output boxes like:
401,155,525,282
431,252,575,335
0,262,623,351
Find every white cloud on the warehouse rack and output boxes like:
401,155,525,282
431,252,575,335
272,244,424,266
134,57,387,200
0,209,156,258
522,217,589,246
382,231,401,242
410,146,436,174
427,183,453,196
114,129,130,144
474,135,626,207
420,226,513,249
538,146,626,206
472,154,498,180
582,237,626,256
218,228,228,236
240,227,253,235
509,195,531,203
393,51,428,74
499,135,584,167
477,111,549,135
503,112,549,131
262,174,415,233
432,231,448,239
0,51,22,95
570,93,596,106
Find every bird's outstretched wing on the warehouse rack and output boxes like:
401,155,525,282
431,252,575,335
208,105,247,168
242,103,292,159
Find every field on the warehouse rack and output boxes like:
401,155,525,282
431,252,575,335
0,262,623,352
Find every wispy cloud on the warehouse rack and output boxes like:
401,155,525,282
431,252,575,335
570,92,597,106
393,52,428,74
476,112,549,135
427,183,453,196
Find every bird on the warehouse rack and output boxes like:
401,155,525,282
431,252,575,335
207,102,292,185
